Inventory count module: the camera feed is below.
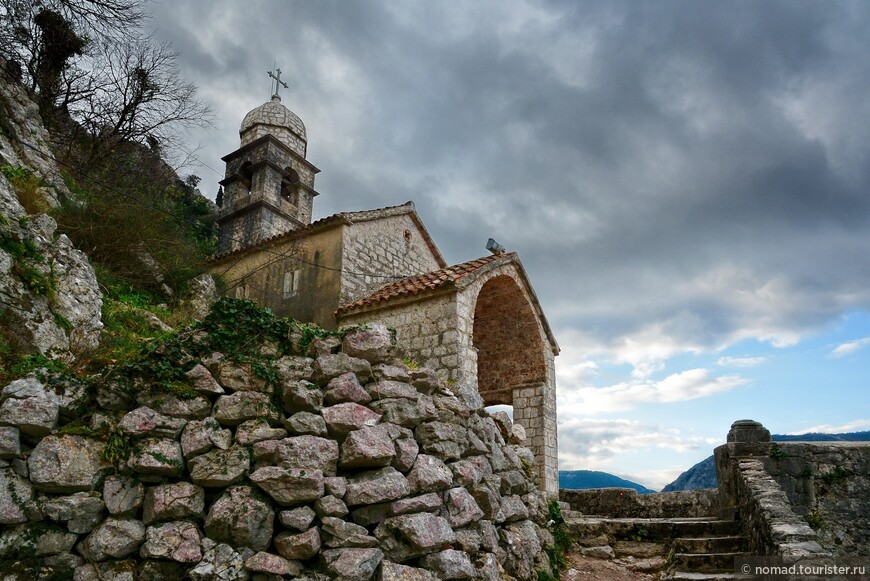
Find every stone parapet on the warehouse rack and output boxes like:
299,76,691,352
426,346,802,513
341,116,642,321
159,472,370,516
560,488,719,519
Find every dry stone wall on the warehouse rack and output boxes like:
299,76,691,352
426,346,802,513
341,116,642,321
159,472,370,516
0,308,554,580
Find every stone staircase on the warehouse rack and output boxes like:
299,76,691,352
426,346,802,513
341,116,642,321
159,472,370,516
563,511,753,580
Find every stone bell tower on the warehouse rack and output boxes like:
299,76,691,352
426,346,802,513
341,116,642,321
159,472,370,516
216,71,320,254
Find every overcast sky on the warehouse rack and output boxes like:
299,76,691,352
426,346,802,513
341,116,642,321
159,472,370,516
149,0,870,489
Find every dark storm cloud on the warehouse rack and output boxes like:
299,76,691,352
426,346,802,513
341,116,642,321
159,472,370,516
150,0,870,361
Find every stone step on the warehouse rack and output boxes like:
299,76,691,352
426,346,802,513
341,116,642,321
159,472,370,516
671,552,749,573
673,536,746,554
662,572,753,581
566,517,740,544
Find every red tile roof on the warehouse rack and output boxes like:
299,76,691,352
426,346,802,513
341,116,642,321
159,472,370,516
336,253,513,315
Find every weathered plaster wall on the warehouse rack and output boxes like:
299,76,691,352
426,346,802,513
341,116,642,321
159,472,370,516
339,215,442,305
209,227,343,329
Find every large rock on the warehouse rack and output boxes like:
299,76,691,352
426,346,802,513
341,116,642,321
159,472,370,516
250,466,324,505
340,425,396,468
345,467,410,506
0,468,33,524
142,482,205,523
415,421,467,461
2,374,88,420
185,363,225,396
277,435,339,474
137,391,212,420
407,454,454,494
274,527,321,560
42,491,105,533
0,174,102,359
313,353,372,384
204,486,274,551
79,517,146,561
419,549,476,579
341,324,394,363
324,372,371,405
103,475,145,516
181,416,232,459
321,516,377,548
188,444,250,487
442,487,484,527
118,406,186,439
140,520,203,562
374,513,456,562
127,438,184,478
0,426,20,458
379,561,438,580
182,273,220,321
215,360,267,393
0,393,58,437
235,418,287,445
245,551,302,576
213,391,278,426
281,379,323,413
284,411,328,436
279,506,317,531
320,547,384,581
322,402,381,438
28,435,107,492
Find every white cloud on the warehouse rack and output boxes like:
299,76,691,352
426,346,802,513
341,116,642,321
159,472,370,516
831,338,870,358
557,368,748,415
716,356,768,367
787,419,870,435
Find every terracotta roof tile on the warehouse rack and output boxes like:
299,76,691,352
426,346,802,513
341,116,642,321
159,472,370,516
336,253,511,315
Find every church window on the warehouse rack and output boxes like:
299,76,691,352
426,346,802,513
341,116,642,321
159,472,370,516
283,269,300,299
281,167,300,206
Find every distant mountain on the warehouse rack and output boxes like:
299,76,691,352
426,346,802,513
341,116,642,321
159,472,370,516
559,470,656,494
662,431,870,491
662,456,716,492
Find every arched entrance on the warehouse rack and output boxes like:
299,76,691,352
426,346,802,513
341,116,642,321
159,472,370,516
473,276,547,404
472,275,558,494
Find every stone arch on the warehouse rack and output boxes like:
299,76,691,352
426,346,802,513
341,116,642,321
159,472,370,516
280,167,300,206
469,270,558,496
472,275,547,405
238,161,254,193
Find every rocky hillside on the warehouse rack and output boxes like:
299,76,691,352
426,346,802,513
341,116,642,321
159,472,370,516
0,299,559,580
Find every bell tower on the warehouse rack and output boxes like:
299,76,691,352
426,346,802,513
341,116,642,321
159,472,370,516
216,68,320,254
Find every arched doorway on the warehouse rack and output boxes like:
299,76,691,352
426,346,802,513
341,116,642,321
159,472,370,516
473,275,547,405
472,275,557,494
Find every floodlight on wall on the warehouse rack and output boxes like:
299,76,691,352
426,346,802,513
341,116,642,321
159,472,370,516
486,238,506,256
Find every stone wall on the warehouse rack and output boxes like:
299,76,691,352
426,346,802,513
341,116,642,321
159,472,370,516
714,420,869,558
0,317,554,580
559,488,719,519
756,442,869,556
339,214,443,305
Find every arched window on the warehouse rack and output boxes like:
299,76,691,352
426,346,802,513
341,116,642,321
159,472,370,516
238,161,254,194
281,167,300,206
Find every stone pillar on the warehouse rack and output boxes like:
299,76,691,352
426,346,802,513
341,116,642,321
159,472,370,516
513,381,558,497
715,419,772,519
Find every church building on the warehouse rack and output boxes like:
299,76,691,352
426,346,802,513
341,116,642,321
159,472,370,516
209,83,561,494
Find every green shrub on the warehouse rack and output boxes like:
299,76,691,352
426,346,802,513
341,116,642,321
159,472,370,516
1,165,49,214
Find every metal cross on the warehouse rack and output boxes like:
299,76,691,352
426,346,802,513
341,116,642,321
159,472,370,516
268,66,289,97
